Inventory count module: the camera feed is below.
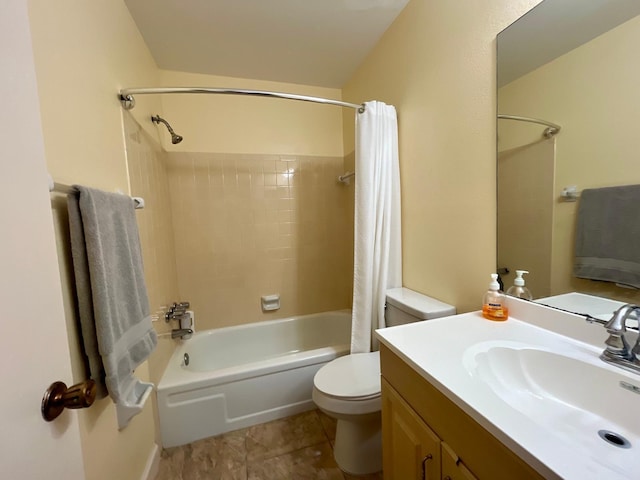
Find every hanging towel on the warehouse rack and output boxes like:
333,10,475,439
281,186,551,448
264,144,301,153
67,186,157,407
574,184,640,288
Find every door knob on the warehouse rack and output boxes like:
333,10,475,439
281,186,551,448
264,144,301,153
41,379,97,421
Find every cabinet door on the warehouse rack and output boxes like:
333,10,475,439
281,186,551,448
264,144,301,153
441,442,478,480
382,379,441,480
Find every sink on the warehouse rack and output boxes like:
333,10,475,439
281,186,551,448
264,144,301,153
464,341,640,469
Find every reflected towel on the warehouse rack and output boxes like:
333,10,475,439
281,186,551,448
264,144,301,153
574,184,640,288
67,186,156,403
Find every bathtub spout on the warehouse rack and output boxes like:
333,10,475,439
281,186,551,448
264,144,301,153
171,328,193,340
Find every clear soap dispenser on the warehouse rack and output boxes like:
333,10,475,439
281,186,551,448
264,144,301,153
482,273,509,321
506,270,533,301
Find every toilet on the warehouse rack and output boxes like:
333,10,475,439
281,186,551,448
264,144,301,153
312,287,455,475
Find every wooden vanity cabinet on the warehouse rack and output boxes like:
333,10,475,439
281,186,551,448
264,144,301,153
382,378,476,480
380,344,545,480
382,377,441,479
441,442,477,480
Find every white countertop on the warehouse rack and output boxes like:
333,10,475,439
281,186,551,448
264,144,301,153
376,299,640,480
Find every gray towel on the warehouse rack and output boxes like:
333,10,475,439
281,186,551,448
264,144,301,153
68,186,157,404
574,184,640,288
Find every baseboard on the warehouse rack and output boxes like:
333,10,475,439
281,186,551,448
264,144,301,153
140,443,161,480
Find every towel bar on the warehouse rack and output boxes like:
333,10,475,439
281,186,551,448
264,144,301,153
47,174,145,209
560,185,580,202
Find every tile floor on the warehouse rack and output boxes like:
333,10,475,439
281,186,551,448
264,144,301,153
155,409,383,480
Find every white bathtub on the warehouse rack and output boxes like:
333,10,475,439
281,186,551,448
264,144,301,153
156,310,351,447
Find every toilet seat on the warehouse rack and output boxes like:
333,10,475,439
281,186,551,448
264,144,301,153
313,352,381,415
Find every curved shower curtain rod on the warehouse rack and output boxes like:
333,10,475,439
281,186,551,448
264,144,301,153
119,87,366,113
498,114,561,138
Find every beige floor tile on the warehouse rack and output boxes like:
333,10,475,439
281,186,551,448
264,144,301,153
246,410,327,461
317,409,337,441
155,446,186,480
247,442,344,480
154,410,370,480
184,430,247,480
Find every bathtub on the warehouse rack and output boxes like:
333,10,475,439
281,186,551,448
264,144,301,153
156,310,351,447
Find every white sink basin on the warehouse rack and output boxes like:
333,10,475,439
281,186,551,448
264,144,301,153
464,341,640,472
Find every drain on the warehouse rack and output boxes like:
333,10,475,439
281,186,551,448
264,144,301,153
184,353,190,366
598,430,631,449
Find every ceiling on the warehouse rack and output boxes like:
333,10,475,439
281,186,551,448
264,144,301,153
498,0,640,87
124,0,410,88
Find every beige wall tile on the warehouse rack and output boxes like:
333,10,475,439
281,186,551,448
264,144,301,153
166,152,353,330
123,113,180,384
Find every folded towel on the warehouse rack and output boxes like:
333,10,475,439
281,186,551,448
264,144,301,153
574,184,640,288
68,186,157,404
67,194,106,398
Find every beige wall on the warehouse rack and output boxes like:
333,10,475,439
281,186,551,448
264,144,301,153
158,70,347,157
497,140,555,298
342,0,543,313
498,14,640,303
28,1,161,479
166,152,353,329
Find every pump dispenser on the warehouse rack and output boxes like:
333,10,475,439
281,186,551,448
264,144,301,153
482,273,509,321
506,270,533,300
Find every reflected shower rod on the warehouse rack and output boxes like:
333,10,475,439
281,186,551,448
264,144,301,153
498,114,561,138
119,87,365,113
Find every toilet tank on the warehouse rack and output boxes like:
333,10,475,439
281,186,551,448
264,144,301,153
385,287,456,327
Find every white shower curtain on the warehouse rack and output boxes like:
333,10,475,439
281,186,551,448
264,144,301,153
351,100,402,354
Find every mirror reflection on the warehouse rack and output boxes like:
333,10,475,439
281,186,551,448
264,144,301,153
497,0,640,313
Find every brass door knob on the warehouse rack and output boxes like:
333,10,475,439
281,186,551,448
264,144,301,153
41,379,97,421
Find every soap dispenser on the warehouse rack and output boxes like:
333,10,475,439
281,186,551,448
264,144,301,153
482,273,509,321
506,270,533,301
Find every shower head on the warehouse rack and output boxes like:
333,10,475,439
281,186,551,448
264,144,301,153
151,115,183,144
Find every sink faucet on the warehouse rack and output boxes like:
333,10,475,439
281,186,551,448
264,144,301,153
593,304,640,374
171,328,193,340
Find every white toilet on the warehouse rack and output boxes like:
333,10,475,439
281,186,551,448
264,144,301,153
312,287,455,475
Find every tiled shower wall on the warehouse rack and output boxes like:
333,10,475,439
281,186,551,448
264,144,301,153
166,152,354,330
124,113,180,383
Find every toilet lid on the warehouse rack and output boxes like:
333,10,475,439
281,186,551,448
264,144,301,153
314,351,380,400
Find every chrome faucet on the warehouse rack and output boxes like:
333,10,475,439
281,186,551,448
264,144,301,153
592,304,640,374
165,302,190,322
171,328,193,340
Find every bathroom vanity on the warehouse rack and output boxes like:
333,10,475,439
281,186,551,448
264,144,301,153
381,345,540,479
376,298,640,480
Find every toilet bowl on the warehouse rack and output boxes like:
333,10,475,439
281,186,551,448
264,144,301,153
312,287,455,475
312,351,382,475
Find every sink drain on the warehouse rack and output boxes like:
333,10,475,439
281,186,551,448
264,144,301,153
598,430,631,449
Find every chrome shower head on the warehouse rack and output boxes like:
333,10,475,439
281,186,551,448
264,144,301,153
151,115,183,144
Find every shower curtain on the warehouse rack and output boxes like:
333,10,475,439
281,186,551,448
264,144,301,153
351,101,402,354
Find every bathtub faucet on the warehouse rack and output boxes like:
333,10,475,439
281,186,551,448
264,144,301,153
171,328,193,340
165,301,190,322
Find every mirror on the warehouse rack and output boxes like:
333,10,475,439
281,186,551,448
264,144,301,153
497,0,640,313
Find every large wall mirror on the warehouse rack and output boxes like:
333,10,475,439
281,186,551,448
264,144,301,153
497,0,640,310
